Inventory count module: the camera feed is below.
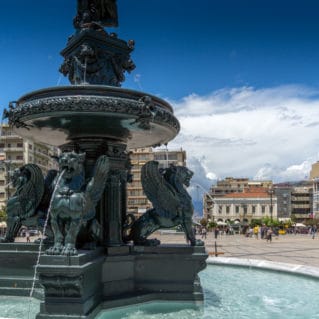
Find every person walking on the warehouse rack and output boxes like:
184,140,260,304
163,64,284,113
26,229,30,243
253,225,259,239
214,227,219,239
266,227,273,243
311,225,317,239
201,227,207,240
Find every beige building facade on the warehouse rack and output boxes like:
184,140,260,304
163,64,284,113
203,177,273,221
310,162,319,219
0,125,59,208
206,186,277,224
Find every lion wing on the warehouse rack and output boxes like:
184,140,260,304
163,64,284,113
86,155,110,206
19,164,45,218
141,161,180,219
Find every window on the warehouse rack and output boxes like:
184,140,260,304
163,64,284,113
154,154,166,161
226,206,230,214
29,144,33,150
17,143,23,148
16,155,23,160
252,206,256,214
235,206,239,213
262,206,266,213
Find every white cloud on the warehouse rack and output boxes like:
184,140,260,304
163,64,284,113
166,85,319,186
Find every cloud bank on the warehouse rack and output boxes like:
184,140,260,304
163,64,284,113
165,85,319,192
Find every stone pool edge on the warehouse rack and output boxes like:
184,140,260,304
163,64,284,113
207,257,319,279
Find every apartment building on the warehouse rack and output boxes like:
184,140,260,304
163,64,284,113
205,185,277,224
275,186,292,219
203,177,273,220
310,162,319,219
291,184,313,220
127,147,186,216
0,125,59,207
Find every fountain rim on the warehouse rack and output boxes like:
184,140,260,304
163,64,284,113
15,85,174,113
207,257,319,280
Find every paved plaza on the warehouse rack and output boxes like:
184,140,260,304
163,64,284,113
150,231,319,268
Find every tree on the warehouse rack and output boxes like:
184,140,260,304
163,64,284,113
200,218,208,227
250,219,262,227
207,220,217,230
0,206,7,222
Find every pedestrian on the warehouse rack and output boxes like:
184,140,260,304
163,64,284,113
214,227,219,239
311,225,317,240
201,227,207,240
26,229,30,243
253,225,259,239
266,227,273,243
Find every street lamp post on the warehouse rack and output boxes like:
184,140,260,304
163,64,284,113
268,188,274,221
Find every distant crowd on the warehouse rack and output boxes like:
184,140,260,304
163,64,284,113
196,224,318,242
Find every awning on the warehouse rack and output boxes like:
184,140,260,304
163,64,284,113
217,221,227,226
295,223,307,227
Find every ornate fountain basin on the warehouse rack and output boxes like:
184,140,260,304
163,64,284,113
6,85,180,148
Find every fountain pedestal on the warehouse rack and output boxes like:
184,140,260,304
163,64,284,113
36,248,104,319
36,245,207,318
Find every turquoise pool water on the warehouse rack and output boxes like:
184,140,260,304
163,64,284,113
2,265,319,319
0,296,39,319
97,266,319,319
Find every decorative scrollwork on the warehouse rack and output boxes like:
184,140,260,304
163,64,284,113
5,95,180,132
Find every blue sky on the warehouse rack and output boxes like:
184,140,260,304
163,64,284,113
2,0,319,194
2,0,319,101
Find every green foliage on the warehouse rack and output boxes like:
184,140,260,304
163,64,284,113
250,219,262,227
207,221,217,230
258,216,281,227
0,206,7,222
200,218,208,227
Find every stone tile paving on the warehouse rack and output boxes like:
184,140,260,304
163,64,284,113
151,232,319,268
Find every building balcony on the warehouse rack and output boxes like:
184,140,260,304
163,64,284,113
3,147,24,152
9,159,24,165
0,134,22,140
34,149,50,158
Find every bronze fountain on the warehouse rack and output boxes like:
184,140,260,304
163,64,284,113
2,1,207,318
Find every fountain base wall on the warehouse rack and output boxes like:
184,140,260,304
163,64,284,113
0,243,45,298
35,245,207,318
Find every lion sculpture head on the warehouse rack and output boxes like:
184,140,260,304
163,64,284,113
59,151,86,180
164,165,194,189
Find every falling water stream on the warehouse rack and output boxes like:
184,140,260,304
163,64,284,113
27,169,65,319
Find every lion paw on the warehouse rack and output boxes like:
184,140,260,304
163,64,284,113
46,243,63,255
61,244,78,256
135,238,161,246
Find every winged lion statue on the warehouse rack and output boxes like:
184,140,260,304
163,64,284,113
124,161,204,246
